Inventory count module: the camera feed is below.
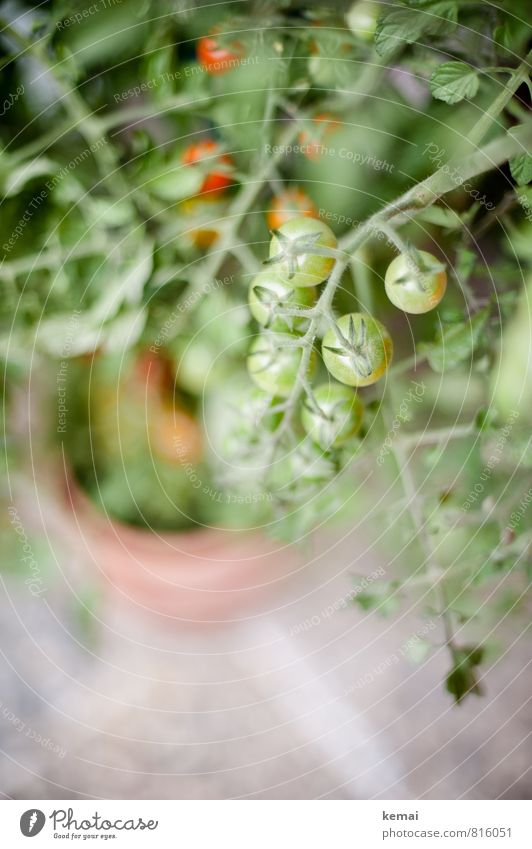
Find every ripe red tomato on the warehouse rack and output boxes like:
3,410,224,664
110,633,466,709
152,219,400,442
150,404,203,465
181,139,234,194
133,350,174,395
196,32,244,75
266,188,318,231
298,113,341,160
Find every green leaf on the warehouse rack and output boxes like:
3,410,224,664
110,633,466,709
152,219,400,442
375,2,458,59
419,307,489,372
352,579,401,617
454,246,477,284
445,647,484,704
430,61,479,104
474,407,496,432
404,637,432,664
509,153,532,187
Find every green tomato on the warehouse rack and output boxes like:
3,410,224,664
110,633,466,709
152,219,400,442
346,1,379,41
247,333,316,397
248,269,316,333
222,386,283,459
267,217,337,287
301,383,364,450
322,313,393,387
385,250,447,314
268,437,337,492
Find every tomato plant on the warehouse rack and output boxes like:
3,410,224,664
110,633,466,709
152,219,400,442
2,0,532,709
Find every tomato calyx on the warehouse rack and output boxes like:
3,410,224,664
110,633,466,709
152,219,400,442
264,227,324,280
252,284,293,329
323,316,373,379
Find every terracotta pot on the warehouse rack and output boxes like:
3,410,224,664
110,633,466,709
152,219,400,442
62,474,300,628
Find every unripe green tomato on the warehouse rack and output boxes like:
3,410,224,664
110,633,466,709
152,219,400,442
268,217,337,287
222,387,283,458
268,438,335,492
385,250,447,314
301,383,364,450
248,270,316,333
247,333,316,397
322,313,393,387
346,1,379,41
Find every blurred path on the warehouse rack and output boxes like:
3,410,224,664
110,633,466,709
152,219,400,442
0,513,530,799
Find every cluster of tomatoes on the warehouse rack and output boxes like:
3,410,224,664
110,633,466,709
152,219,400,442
245,191,447,453
182,30,448,457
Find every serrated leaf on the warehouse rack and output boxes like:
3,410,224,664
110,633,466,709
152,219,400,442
375,2,458,59
510,153,532,187
445,646,484,704
430,61,479,104
419,307,489,372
